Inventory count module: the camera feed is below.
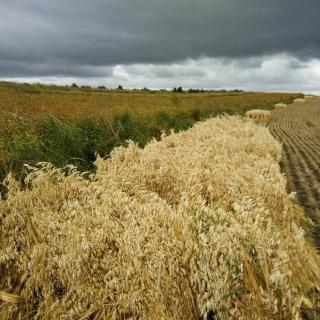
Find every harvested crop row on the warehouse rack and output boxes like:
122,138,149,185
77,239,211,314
0,116,319,320
275,103,288,110
245,109,272,121
294,98,306,103
268,102,320,236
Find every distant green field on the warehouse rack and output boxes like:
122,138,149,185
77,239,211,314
0,81,301,183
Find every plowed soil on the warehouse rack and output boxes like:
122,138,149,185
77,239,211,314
269,98,320,247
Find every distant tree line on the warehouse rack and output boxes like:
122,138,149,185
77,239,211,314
68,83,245,94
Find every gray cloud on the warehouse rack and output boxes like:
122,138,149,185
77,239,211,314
0,60,113,78
288,60,308,69
1,0,320,95
9,55,318,94
124,64,207,79
0,0,320,78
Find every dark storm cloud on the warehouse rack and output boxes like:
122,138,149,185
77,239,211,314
0,60,113,77
0,0,319,78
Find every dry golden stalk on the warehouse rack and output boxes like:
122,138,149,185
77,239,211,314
0,291,24,304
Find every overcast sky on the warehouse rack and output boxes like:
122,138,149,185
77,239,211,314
1,0,320,93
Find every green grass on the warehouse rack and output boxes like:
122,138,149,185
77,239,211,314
2,109,210,180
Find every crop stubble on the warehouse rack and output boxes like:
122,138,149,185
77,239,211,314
269,98,320,246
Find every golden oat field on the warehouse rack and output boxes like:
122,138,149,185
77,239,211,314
1,82,319,319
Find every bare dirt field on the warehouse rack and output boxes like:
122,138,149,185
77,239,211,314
269,98,320,247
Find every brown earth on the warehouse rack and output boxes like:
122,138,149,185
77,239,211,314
269,98,320,319
268,98,320,248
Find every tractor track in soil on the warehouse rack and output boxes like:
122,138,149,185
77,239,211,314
268,98,320,248
212,101,320,319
